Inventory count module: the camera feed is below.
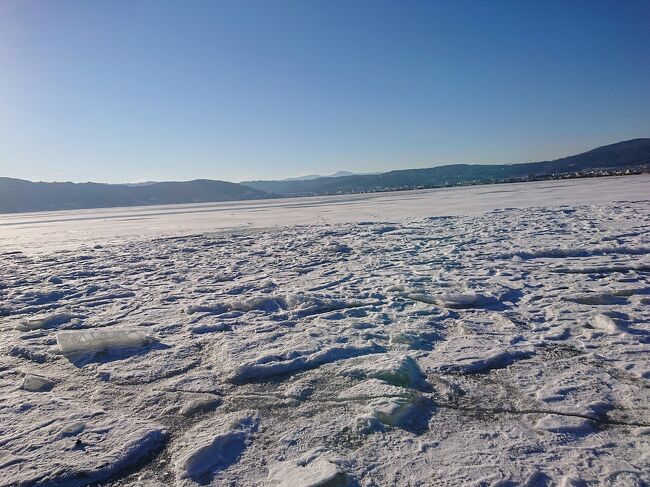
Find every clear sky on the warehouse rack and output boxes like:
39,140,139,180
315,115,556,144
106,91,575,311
1,0,649,183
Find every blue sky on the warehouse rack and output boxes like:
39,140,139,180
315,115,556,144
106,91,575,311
1,0,649,183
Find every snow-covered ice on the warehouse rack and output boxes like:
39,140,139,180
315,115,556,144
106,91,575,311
0,175,649,485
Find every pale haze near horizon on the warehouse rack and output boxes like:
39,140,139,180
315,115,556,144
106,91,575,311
0,0,649,184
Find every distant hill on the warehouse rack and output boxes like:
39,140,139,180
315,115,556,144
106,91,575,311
243,138,650,196
1,138,648,214
0,179,269,214
279,170,358,181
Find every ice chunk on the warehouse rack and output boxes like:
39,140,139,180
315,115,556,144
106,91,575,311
57,421,86,438
179,396,221,416
535,414,594,434
20,374,54,392
566,293,627,306
371,397,419,427
406,290,500,309
228,343,383,383
389,328,441,350
268,449,347,487
436,292,498,309
56,328,154,354
341,380,422,434
17,312,75,331
236,295,287,312
339,356,424,387
338,379,417,401
420,336,533,374
350,396,420,434
592,313,625,334
284,379,315,400
325,242,352,254
184,303,228,315
441,349,528,373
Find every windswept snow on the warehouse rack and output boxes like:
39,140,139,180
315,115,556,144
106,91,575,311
0,175,649,485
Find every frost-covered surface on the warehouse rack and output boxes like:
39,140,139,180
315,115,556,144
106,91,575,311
1,179,649,486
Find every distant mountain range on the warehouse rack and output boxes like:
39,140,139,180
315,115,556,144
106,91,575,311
0,179,267,214
243,138,650,196
1,138,648,214
279,171,358,181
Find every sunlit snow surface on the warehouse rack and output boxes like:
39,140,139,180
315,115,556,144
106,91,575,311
1,176,649,486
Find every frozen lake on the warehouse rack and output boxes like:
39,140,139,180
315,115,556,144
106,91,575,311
1,174,649,254
1,174,649,486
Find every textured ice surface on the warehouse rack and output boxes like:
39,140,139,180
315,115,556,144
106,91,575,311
0,389,166,487
0,176,649,485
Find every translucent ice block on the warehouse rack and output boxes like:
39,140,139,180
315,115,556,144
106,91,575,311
56,328,153,354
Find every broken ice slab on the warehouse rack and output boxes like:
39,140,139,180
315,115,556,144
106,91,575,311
268,448,348,487
21,374,54,392
56,328,154,354
592,313,626,334
17,312,75,331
